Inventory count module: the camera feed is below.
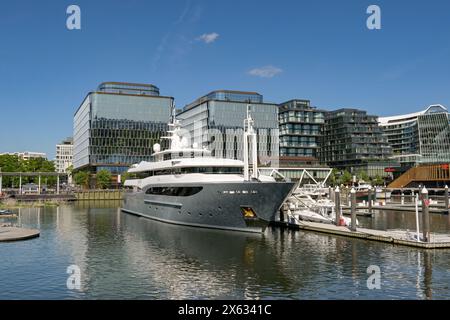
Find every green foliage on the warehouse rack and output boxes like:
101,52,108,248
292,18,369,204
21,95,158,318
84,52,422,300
357,170,369,183
96,170,112,189
0,154,56,187
373,175,384,186
74,171,90,189
120,172,130,184
66,165,74,175
340,170,353,186
328,168,339,186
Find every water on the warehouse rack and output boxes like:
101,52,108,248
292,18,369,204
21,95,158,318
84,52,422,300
1,202,450,300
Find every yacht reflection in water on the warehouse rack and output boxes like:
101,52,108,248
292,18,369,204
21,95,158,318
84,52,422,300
119,213,303,299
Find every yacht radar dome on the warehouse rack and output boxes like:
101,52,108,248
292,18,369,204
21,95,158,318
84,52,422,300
153,143,161,153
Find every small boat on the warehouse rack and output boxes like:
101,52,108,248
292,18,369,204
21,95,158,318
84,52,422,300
375,187,391,199
282,190,357,227
354,183,372,200
0,210,17,218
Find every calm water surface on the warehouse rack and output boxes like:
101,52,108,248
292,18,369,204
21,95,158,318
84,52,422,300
1,201,450,300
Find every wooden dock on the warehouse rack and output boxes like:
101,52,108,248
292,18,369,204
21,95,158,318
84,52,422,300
271,220,450,249
0,227,40,242
341,204,449,215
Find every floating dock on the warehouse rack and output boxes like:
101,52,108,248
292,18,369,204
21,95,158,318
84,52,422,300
0,227,40,242
341,204,449,215
271,220,450,249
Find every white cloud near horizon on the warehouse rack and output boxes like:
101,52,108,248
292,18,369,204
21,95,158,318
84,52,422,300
248,65,283,78
196,32,219,44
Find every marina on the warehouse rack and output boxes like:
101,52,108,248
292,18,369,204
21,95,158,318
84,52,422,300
2,1,450,305
276,182,450,249
1,203,450,299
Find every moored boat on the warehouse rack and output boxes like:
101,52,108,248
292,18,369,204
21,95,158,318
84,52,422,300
121,106,295,233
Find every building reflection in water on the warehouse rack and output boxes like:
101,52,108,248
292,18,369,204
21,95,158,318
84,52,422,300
6,204,448,299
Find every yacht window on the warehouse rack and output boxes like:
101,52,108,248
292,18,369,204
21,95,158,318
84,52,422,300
145,186,203,197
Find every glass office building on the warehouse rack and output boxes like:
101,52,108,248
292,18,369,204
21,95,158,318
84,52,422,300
73,82,173,175
320,108,392,175
417,105,450,164
178,90,279,164
379,104,450,168
278,99,325,165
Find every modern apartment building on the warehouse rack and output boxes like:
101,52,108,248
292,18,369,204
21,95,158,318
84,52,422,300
55,137,73,173
278,99,326,166
379,104,450,168
73,82,173,175
177,90,279,165
320,108,393,177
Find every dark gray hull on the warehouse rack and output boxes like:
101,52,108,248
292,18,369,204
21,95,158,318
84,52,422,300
121,181,295,233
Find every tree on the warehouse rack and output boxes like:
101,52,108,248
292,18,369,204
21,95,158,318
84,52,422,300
120,172,130,184
96,170,112,189
340,170,353,186
0,154,56,186
328,168,339,186
74,171,89,189
373,175,384,186
66,165,74,175
357,170,369,183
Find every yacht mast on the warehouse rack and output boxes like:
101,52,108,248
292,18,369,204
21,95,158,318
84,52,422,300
243,105,259,181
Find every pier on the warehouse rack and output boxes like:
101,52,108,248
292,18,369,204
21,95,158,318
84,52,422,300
275,186,450,249
0,227,40,242
0,171,68,195
271,220,450,249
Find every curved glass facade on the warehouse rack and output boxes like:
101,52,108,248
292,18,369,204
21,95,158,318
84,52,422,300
418,112,450,164
379,104,449,168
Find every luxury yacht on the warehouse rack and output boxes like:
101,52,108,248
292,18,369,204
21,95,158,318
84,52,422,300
121,107,295,233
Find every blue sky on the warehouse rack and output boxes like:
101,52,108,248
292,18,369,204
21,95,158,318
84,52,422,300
1,0,450,158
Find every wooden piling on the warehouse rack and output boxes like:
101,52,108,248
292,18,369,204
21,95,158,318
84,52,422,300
422,187,430,243
445,185,449,214
335,187,341,226
350,188,357,231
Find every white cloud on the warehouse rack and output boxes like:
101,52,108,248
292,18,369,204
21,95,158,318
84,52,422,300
197,32,219,44
248,65,283,78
